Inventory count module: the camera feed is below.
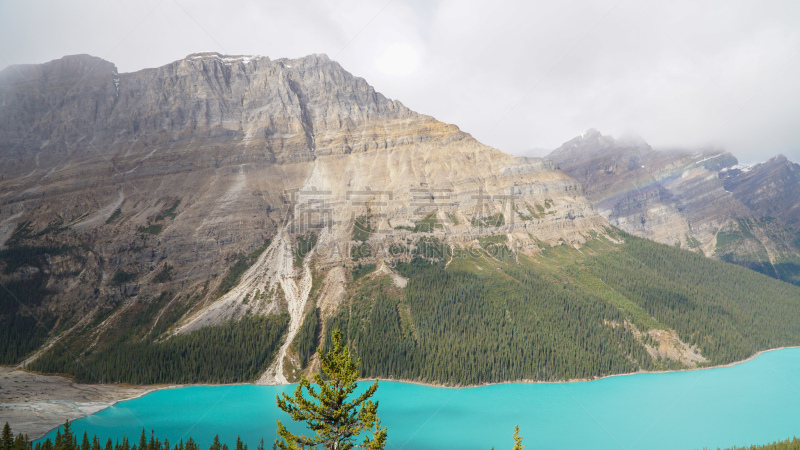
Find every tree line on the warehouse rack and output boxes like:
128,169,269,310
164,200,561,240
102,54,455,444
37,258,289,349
325,233,800,385
29,314,289,384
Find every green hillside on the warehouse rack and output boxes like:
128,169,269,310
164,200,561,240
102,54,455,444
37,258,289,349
10,229,800,386
324,231,800,385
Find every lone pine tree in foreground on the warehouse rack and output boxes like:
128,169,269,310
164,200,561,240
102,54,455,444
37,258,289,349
275,329,387,450
512,424,525,450
491,425,525,450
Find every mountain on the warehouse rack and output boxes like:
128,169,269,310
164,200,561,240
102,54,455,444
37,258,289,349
0,53,603,381
548,129,800,285
3,55,800,386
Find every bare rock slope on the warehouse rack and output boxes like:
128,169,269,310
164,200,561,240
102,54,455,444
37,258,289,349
548,129,800,285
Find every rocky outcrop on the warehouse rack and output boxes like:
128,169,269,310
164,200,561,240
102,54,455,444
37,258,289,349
721,155,800,221
548,130,800,284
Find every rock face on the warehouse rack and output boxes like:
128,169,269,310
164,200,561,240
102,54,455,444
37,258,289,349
548,129,800,284
721,155,800,221
0,53,607,380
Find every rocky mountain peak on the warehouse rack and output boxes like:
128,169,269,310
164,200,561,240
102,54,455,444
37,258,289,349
0,53,608,378
769,154,790,165
582,128,602,139
548,129,653,166
0,51,422,173
547,128,800,288
558,128,616,153
721,153,800,221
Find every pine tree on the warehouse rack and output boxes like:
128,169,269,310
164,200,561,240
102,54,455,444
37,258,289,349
54,427,62,450
12,433,30,450
2,423,13,450
209,435,221,450
275,329,388,450
58,421,74,450
512,425,525,450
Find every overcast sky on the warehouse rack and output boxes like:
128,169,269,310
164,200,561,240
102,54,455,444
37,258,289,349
2,0,799,163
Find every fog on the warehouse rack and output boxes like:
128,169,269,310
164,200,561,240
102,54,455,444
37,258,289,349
2,0,799,163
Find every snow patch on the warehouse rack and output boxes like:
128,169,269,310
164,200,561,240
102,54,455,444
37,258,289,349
732,163,755,173
722,163,757,173
188,53,264,65
692,153,725,165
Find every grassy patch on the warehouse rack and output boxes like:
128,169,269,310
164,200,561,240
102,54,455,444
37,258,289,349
105,208,122,224
294,233,317,268
412,237,451,261
414,213,443,233
351,243,373,261
513,204,534,221
35,221,69,237
153,264,173,283
216,238,271,298
138,224,163,235
111,270,137,286
352,263,376,281
478,234,508,248
9,222,34,242
352,215,372,242
471,213,505,228
685,234,702,249
155,200,181,222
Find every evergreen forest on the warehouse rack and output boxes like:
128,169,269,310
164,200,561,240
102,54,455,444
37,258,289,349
325,232,800,385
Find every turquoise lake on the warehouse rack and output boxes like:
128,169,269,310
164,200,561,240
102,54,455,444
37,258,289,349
39,348,800,449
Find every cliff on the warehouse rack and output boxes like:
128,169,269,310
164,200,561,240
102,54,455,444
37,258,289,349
548,129,800,285
0,53,607,382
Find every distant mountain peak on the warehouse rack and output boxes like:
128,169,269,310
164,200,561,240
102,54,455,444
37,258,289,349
183,52,269,64
548,129,622,160
582,128,602,138
770,154,789,163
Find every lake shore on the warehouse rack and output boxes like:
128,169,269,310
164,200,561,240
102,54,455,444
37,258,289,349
358,345,800,389
6,345,799,439
0,366,172,440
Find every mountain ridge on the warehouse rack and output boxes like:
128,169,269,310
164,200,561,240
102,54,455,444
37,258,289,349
4,54,800,388
0,53,608,384
547,128,800,284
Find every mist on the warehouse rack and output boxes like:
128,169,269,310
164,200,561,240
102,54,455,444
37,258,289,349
2,0,799,163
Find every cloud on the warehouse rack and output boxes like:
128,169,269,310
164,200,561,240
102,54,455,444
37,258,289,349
1,0,799,163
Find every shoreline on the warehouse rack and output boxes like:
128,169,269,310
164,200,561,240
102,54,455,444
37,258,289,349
361,345,800,389
28,386,172,440
0,366,175,440
11,345,800,440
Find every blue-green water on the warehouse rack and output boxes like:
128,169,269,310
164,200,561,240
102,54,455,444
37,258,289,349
39,348,800,449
